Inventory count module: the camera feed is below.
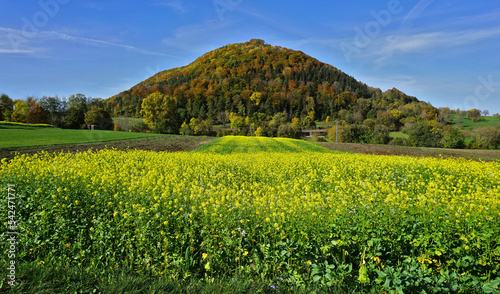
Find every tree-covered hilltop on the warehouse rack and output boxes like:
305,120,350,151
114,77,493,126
105,39,426,122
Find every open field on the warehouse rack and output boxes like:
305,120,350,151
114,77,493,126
2,121,498,162
0,122,161,149
452,115,500,129
1,136,499,293
112,116,145,132
389,131,409,139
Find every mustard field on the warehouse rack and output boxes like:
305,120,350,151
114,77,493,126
1,137,499,292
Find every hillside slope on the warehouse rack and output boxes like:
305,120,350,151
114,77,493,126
106,39,427,123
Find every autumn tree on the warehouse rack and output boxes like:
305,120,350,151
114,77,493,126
11,100,29,122
141,92,180,134
229,112,245,133
467,108,482,122
27,97,46,123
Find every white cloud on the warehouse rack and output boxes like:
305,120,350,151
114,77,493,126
0,26,172,57
0,49,34,54
400,0,435,29
373,27,500,62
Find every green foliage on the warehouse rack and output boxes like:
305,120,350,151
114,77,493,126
10,99,29,123
404,120,443,147
369,125,391,144
64,94,89,129
475,126,500,149
229,112,245,132
340,124,368,143
0,94,14,121
179,121,192,136
277,125,295,138
141,92,180,134
39,96,65,127
441,126,465,149
84,107,113,130
327,126,338,142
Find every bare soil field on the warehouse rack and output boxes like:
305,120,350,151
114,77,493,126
319,142,500,161
0,136,217,161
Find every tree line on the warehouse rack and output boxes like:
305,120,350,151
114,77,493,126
0,93,113,130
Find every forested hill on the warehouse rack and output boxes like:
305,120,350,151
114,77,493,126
106,39,427,122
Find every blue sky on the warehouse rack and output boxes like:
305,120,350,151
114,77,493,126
1,0,500,114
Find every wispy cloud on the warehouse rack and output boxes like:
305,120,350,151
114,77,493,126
0,26,174,57
291,26,500,66
153,1,186,15
400,0,435,29
0,49,34,54
374,27,500,62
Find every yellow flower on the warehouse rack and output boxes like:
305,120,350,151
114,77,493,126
75,200,79,205
202,253,208,260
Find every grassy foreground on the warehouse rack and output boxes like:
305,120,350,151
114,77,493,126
1,136,499,293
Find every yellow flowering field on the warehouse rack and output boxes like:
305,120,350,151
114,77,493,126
1,136,499,292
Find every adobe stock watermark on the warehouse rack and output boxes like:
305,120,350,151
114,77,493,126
341,0,403,62
6,184,17,287
7,0,69,52
145,64,162,81
213,0,243,21
454,74,500,111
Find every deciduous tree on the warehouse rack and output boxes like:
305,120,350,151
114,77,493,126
141,92,180,134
